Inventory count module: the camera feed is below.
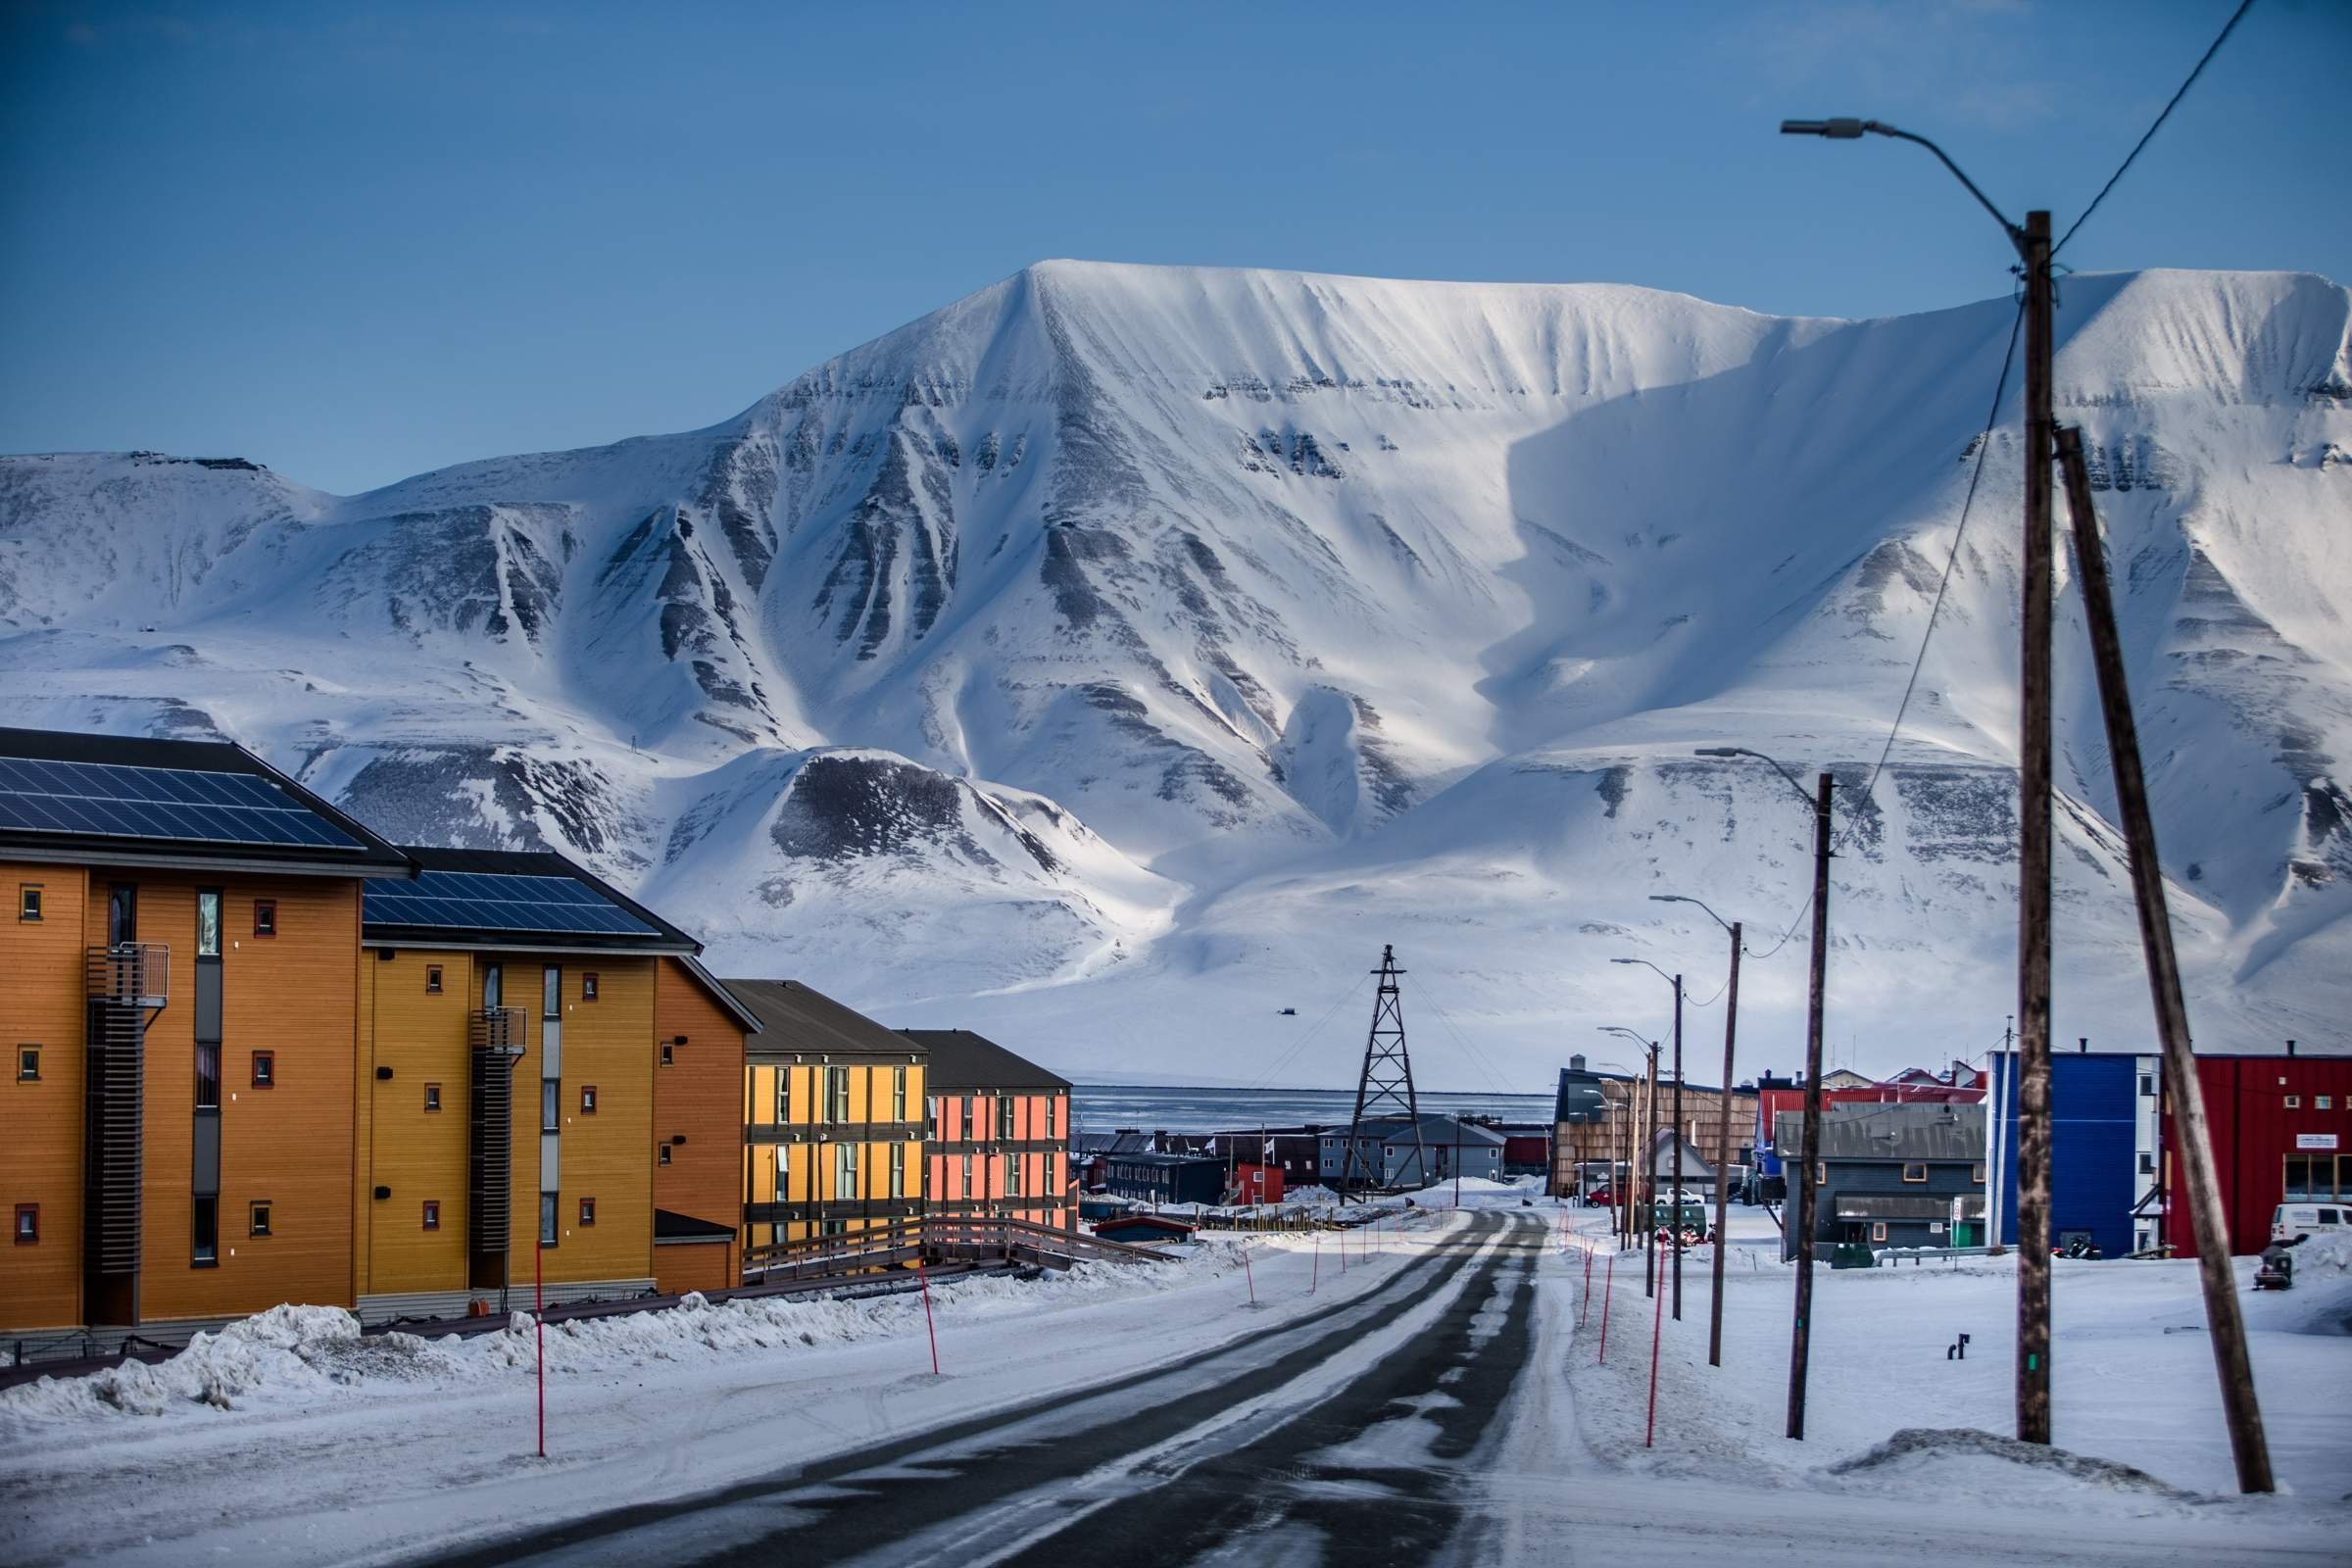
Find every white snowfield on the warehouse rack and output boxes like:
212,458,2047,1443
4,261,2349,1084
1,1199,2346,1565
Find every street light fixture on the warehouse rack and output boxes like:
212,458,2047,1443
1594,1026,1658,1260
1614,958,1687,1321
1778,108,2068,1451
1653,892,1746,1370
1696,744,1834,1438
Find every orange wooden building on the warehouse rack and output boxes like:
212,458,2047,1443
1,726,412,1337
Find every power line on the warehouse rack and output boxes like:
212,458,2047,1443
2053,0,2256,257
1243,971,1369,1091
1864,299,2028,799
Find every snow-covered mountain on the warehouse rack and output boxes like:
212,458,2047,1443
5,261,2349,1085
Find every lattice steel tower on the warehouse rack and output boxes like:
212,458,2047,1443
1339,944,1430,1200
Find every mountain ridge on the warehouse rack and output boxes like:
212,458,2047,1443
4,260,2348,1082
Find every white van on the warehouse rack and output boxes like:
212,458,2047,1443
2272,1202,2350,1243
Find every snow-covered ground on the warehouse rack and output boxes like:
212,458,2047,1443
2,1193,2346,1564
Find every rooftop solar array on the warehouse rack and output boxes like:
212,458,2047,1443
0,756,361,849
363,869,660,937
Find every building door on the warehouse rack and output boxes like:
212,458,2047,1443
108,883,137,946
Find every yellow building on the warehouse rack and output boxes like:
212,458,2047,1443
725,981,926,1254
355,848,755,1319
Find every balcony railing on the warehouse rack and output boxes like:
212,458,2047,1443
85,944,169,1010
468,1006,524,1056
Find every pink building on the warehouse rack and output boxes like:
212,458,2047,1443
905,1029,1075,1231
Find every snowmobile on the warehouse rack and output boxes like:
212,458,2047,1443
2254,1244,2294,1291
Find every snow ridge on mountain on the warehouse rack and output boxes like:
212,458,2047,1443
4,261,2348,1082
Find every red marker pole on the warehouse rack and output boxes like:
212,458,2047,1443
534,1235,546,1459
1644,1254,1666,1448
1597,1251,1615,1364
917,1262,940,1375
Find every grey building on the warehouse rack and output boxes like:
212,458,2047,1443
1777,1102,1987,1258
1319,1115,1504,1190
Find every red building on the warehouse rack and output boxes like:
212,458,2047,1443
1233,1161,1285,1203
2160,1053,2352,1255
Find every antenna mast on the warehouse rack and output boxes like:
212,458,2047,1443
1338,945,1430,1201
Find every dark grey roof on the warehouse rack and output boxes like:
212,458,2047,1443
0,724,412,874
1099,1151,1222,1170
1340,1114,1505,1146
728,980,923,1061
1778,1102,1985,1162
900,1028,1071,1092
654,1207,738,1242
364,846,701,954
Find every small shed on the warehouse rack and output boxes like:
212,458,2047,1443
1093,1214,1198,1244
1234,1161,1286,1203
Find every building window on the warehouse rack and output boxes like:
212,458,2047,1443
482,963,503,1009
1008,1154,1024,1199
541,965,561,1019
17,885,40,922
193,1197,219,1264
961,1098,974,1141
999,1094,1017,1139
422,1200,441,1231
2284,1095,2300,1108
926,1095,939,1131
425,964,443,995
1815,1162,1827,1186
14,1204,35,1245
890,1143,906,1199
661,1043,674,1067
196,890,221,957
1901,1163,1928,1184
580,1084,598,1114
253,900,277,938
835,1141,859,1199
582,972,600,1002
579,1197,596,1227
2138,1073,2155,1098
659,1144,672,1167
1972,1163,1986,1184
249,1200,272,1237
1871,1222,1888,1243
2139,1152,2156,1174
1047,1096,1057,1139
541,1080,560,1133
775,1069,790,1124
826,1066,851,1124
893,1065,907,1123
17,1046,38,1082
251,1051,275,1089
195,1043,220,1110
961,1152,973,1197
424,1082,442,1112
539,1193,558,1247
2320,1096,2335,1111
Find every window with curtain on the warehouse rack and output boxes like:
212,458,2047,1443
835,1141,858,1200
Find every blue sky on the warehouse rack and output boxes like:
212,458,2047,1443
2,0,2343,495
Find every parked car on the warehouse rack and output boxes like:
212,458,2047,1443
2272,1202,2349,1243
1585,1185,1617,1207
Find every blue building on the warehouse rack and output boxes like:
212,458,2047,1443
1986,1045,2161,1258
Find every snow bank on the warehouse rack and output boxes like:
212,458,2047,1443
2288,1231,2352,1278
1827,1427,2202,1502
0,1250,1249,1429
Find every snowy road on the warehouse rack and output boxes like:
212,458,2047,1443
398,1211,2346,1568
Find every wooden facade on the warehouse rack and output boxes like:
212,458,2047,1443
907,1029,1075,1231
652,956,749,1294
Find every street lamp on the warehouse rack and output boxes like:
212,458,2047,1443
1695,744,1834,1439
1614,958,1687,1322
1777,111,2064,1451
1653,893,1746,1370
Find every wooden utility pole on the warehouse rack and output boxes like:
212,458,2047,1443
2054,425,2274,1492
1642,1044,1660,1298
1671,973,1685,1323
2015,209,2057,1448
1710,922,1741,1368
1787,769,1833,1442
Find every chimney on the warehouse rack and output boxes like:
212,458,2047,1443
2286,1040,2297,1057
2079,1037,2088,1054
1570,1054,1586,1072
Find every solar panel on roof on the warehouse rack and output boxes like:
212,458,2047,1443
0,756,361,851
363,869,660,937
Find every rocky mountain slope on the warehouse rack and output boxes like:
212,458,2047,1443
4,261,2348,1083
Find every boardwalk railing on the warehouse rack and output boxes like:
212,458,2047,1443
741,1215,1173,1282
